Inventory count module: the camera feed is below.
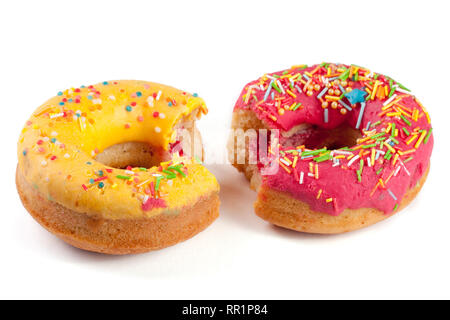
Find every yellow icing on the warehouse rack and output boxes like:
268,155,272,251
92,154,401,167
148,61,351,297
17,80,219,219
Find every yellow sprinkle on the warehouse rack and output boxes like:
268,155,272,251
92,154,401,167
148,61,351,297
406,134,418,145
392,153,399,166
316,189,322,199
315,164,319,179
371,148,376,166
386,112,401,117
371,80,380,100
326,198,333,203
111,183,118,189
292,156,298,168
384,141,395,153
286,89,297,98
415,130,427,149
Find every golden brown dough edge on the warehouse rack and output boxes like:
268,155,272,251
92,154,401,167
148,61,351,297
16,167,220,254
254,166,429,234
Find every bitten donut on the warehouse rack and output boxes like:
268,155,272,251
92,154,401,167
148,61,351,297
17,80,220,254
229,63,433,233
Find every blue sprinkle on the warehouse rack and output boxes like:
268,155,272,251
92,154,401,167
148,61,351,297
89,178,95,184
168,102,173,107
136,91,142,97
50,138,57,143
86,161,92,165
193,93,198,97
80,85,85,88
98,182,105,188
125,105,132,112
23,150,27,156
387,189,397,201
68,98,73,103
87,95,93,100
59,102,65,106
263,80,273,101
98,170,103,176
57,91,63,96
102,81,109,85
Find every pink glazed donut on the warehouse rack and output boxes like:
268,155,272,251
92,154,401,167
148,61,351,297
229,63,433,233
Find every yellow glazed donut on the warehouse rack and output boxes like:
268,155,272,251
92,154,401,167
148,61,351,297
17,80,220,254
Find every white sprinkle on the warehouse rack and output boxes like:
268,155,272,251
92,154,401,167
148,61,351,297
44,177,50,182
308,172,314,177
154,126,161,133
355,102,366,129
125,170,134,175
280,158,290,166
167,180,173,186
299,171,304,184
143,195,149,203
395,87,413,95
159,113,166,119
383,94,397,106
147,96,154,107
51,131,58,136
347,155,360,167
92,99,102,105
41,160,47,166
399,159,410,176
43,137,49,142
108,95,116,101
91,150,96,156
295,85,303,94
50,112,64,119
367,157,371,167
64,153,70,159
156,90,162,101
324,108,329,123
394,165,401,176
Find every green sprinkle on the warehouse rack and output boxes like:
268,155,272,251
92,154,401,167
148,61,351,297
391,123,396,137
402,127,410,136
314,154,332,162
302,148,327,157
338,68,350,81
393,204,399,211
271,81,282,93
371,121,381,128
362,143,377,149
390,136,399,144
369,133,385,140
168,165,186,177
424,128,433,144
388,87,396,98
356,170,361,182
404,156,414,163
376,168,383,175
155,176,164,191
396,81,411,92
162,169,176,179
400,115,411,126
194,156,203,164
292,103,302,111
359,159,364,173
116,175,131,180
139,167,147,171
384,150,392,160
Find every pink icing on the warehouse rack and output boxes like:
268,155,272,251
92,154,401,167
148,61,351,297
234,63,433,215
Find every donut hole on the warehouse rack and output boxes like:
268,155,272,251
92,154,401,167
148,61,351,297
94,121,203,169
95,142,171,169
282,123,362,150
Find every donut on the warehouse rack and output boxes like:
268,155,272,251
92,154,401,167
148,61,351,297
229,63,433,233
17,80,220,254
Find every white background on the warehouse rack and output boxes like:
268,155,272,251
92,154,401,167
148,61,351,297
1,0,449,299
